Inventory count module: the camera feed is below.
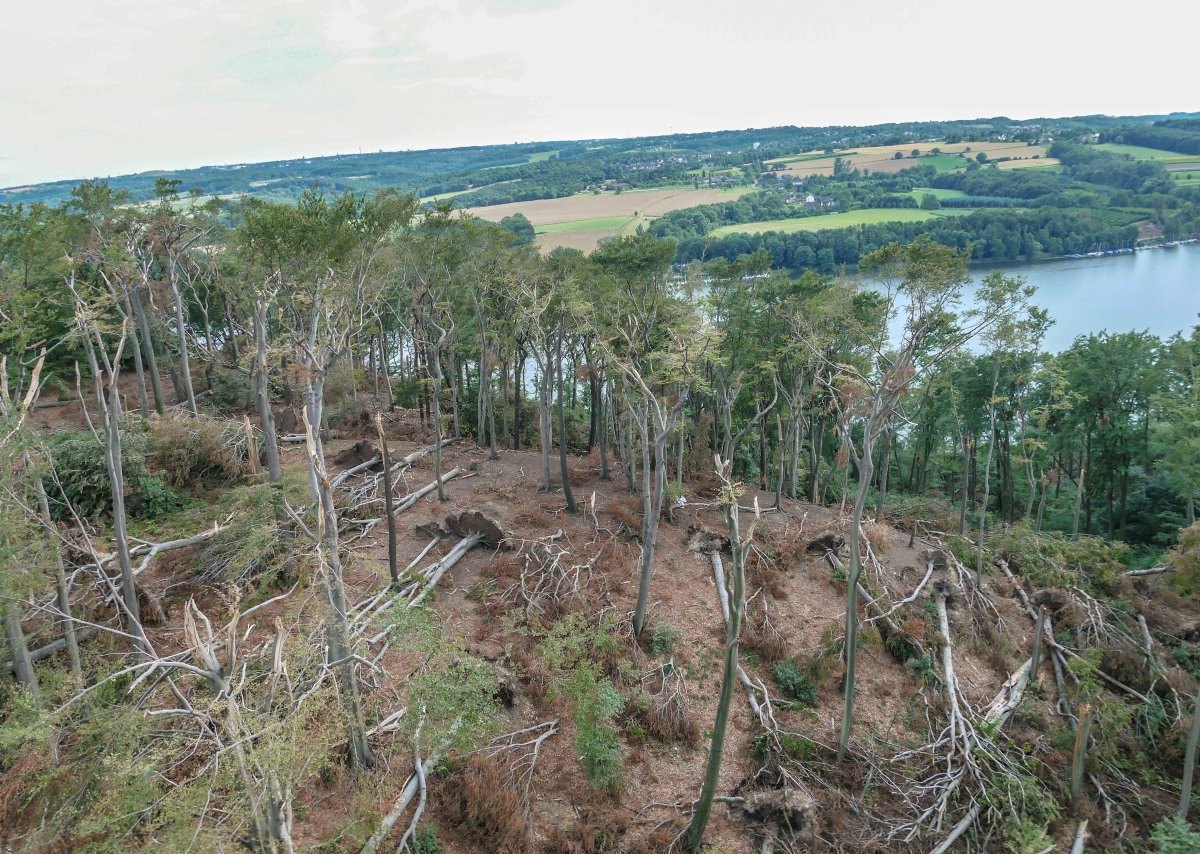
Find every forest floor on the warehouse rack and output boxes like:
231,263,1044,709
21,392,1200,852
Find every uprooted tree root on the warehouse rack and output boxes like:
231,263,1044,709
632,660,700,747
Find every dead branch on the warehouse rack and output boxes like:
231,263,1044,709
359,729,458,854
500,533,593,618
1122,565,1173,578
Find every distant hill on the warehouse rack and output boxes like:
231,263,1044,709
5,110,1199,208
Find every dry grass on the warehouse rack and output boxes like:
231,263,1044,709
744,605,790,664
541,803,634,853
0,746,49,833
150,413,249,489
861,520,891,555
463,187,752,228
607,494,643,536
443,754,529,852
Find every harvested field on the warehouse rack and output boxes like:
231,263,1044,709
462,186,752,251
771,140,1051,178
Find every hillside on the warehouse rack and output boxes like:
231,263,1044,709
4,111,1197,208
6,379,1200,852
3,171,1200,853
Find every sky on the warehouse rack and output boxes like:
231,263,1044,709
3,0,1198,187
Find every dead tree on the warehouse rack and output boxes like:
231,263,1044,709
300,408,375,770
685,458,758,851
71,281,150,658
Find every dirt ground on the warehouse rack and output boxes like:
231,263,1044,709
240,424,1027,852
30,383,1194,851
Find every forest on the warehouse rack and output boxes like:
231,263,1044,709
656,140,1200,272
2,177,1200,853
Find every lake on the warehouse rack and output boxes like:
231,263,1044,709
971,243,1200,351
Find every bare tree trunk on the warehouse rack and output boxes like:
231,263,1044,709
977,368,1000,584
36,476,82,682
132,285,165,414
103,372,147,655
168,267,198,415
225,301,240,363
598,376,610,481
633,397,659,636
537,354,553,492
3,601,39,699
302,398,374,771
448,351,461,440
1072,462,1087,540
1036,470,1049,533
430,330,448,502
809,413,823,504
253,302,283,484
838,446,873,762
555,318,577,514
958,435,971,535
375,415,399,589
123,292,151,418
379,331,395,412
875,427,892,521
512,346,523,451
1180,681,1200,821
685,461,749,851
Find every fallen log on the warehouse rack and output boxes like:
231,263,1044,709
998,560,1151,706
392,468,462,515
1123,565,1174,578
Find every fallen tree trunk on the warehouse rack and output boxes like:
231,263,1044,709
359,739,452,854
1122,565,1173,578
333,438,457,489
391,468,462,515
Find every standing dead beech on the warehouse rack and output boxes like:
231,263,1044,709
685,458,757,852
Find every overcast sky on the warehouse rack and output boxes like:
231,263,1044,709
3,0,1197,187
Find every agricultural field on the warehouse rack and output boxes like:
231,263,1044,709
709,207,971,236
765,141,1054,178
996,158,1061,170
420,179,521,203
1095,143,1194,161
462,186,753,251
909,187,969,201
1095,142,1200,175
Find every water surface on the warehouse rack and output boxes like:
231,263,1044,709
971,244,1200,351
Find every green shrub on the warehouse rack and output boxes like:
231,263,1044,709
326,397,372,431
577,724,623,790
647,624,680,657
46,429,180,519
772,660,818,706
1150,817,1200,853
989,523,1128,594
885,633,920,664
207,368,254,411
752,730,815,763
412,825,441,854
534,613,629,789
1168,522,1200,596
128,473,184,517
